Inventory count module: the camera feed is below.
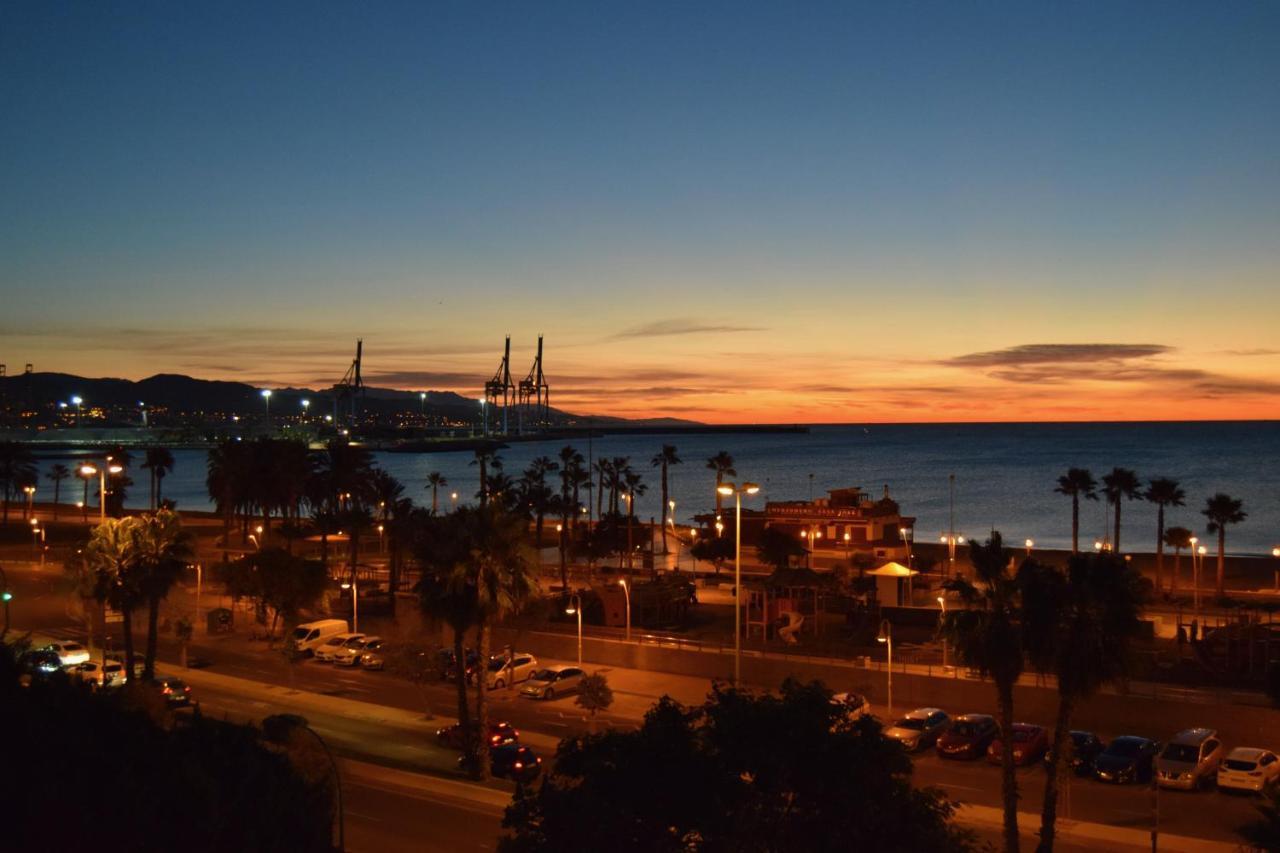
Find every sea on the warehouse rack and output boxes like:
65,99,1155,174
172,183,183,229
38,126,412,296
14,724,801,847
32,422,1280,556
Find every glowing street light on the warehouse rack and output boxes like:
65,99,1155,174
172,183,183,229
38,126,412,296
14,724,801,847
260,388,272,419
617,579,631,642
78,459,122,523
877,619,894,720
419,391,427,415
341,578,359,633
1272,546,1280,591
717,481,760,686
937,596,949,670
1025,538,1035,556
565,593,583,668
301,398,311,417
71,395,84,426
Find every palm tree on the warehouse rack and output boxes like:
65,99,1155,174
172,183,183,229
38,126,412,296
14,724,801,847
371,470,406,613
707,451,736,515
593,458,609,520
471,448,497,507
425,472,448,515
520,457,559,547
46,463,70,520
941,533,1023,853
0,441,38,525
133,509,194,680
623,468,648,574
1163,526,1192,592
1021,553,1145,852
84,516,144,678
1202,493,1247,597
651,444,681,555
461,506,537,780
1101,468,1143,553
1054,468,1098,554
141,447,175,511
1144,478,1185,594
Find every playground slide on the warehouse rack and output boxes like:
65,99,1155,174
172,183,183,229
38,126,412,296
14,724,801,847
779,610,804,645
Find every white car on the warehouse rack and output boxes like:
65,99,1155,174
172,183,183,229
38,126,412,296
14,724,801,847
1218,748,1280,793
884,708,951,752
831,692,873,719
487,652,538,689
44,641,91,667
72,659,128,688
315,632,365,662
331,635,380,667
520,665,585,700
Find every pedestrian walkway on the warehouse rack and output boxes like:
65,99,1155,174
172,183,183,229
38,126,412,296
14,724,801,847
955,804,1235,853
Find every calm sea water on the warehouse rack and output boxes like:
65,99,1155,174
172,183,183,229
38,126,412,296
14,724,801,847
36,422,1280,555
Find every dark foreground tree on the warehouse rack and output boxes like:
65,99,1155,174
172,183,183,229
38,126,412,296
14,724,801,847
1240,785,1280,852
0,642,334,853
501,680,975,853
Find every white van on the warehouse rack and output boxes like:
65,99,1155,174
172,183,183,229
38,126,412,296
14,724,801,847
290,619,350,656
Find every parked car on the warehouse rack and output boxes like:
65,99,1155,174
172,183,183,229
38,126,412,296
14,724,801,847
1094,736,1160,784
936,714,998,760
359,639,387,671
1156,728,1223,791
1218,748,1280,793
1046,731,1105,776
42,641,91,667
439,648,480,684
146,676,193,706
831,692,873,719
487,653,538,689
520,665,585,700
20,649,64,677
289,619,351,656
72,659,128,688
487,743,543,783
436,721,519,751
884,708,950,752
315,632,365,663
331,635,380,667
988,723,1049,766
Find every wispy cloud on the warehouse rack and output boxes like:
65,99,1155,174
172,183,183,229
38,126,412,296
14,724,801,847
942,343,1171,368
611,319,765,340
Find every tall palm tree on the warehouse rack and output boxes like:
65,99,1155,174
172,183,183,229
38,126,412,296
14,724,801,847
1144,478,1185,593
459,506,537,780
1101,468,1143,553
521,457,559,546
0,441,38,525
141,447,176,511
623,468,648,573
84,516,144,678
941,533,1023,853
1054,468,1098,554
471,448,497,507
425,472,448,515
371,470,406,613
651,444,681,555
707,451,736,515
1202,493,1247,597
1021,553,1145,852
1163,526,1192,592
46,463,70,520
133,509,194,680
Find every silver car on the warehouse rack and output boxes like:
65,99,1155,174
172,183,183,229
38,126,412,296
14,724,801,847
519,665,585,700
884,708,950,752
1156,728,1223,791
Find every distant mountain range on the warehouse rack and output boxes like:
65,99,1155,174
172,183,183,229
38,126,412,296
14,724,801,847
0,371,699,428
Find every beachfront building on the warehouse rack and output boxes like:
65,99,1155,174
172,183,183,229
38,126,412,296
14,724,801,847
766,486,914,565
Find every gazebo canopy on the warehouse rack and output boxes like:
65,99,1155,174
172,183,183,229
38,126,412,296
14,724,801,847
866,561,918,578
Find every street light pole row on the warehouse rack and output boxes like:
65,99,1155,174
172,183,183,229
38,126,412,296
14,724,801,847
717,481,759,687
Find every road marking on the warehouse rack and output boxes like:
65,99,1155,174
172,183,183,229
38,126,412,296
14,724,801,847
345,810,382,822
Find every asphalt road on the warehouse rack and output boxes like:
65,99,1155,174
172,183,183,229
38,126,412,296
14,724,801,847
3,563,1263,846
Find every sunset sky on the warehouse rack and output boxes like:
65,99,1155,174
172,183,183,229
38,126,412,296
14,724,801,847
3,3,1278,423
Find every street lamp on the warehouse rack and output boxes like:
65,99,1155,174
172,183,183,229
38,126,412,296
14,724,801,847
877,619,893,720
1025,538,1035,557
23,484,35,519
78,459,123,523
1272,546,1280,592
419,391,427,415
377,524,385,554
617,579,631,642
1195,546,1206,614
341,578,359,633
71,395,83,426
300,398,310,420
261,388,272,420
717,480,760,687
565,593,583,668
937,596,949,671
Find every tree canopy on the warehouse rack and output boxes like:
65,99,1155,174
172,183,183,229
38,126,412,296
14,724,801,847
501,679,974,853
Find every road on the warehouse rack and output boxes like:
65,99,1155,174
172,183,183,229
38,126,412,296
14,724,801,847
2,563,1258,848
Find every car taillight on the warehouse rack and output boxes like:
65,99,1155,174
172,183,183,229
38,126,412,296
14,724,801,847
183,686,190,692
514,762,523,769
536,757,542,763
162,687,172,694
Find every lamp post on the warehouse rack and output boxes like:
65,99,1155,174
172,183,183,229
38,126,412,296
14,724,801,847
717,480,760,687
556,523,566,585
1271,546,1279,592
377,524,385,555
30,519,41,554
877,619,893,720
617,579,631,642
72,395,83,426
621,493,634,571
899,526,914,566
261,388,272,421
937,596,948,671
342,578,359,633
300,398,310,421
23,484,35,519
565,593,583,668
450,491,459,511
78,459,123,524
1195,546,1206,615
194,563,203,634
419,391,427,416
1025,538,1035,557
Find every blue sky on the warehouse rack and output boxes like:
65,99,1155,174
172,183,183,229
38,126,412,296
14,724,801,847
2,2,1278,421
